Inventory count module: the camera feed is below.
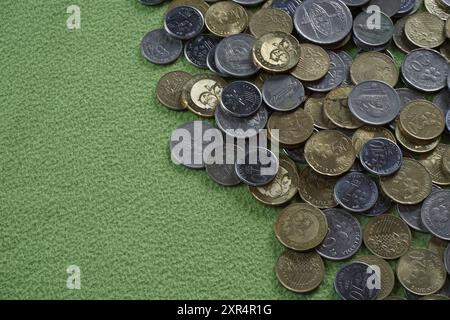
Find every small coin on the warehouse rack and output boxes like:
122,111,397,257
316,208,362,261
205,1,248,37
360,138,403,176
248,8,293,38
393,16,419,54
395,122,441,154
290,44,330,82
184,34,220,69
167,0,209,15
428,236,449,258
336,50,353,85
433,89,450,115
443,146,450,175
380,158,433,205
421,190,450,240
156,71,192,111
417,144,450,186
304,51,346,93
304,95,337,130
267,108,314,146
353,11,394,47
334,172,379,213
205,143,242,186
425,0,450,20
399,100,445,140
405,12,445,48
140,29,183,64
397,249,447,296
366,0,402,17
262,75,305,112
350,52,399,87
164,6,204,40
324,86,364,130
304,130,356,177
283,146,306,164
298,166,339,209
220,81,262,118
264,0,303,17
235,147,279,187
355,255,395,300
351,126,396,158
334,262,380,300
275,249,325,293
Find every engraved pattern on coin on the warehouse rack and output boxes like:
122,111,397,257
298,166,338,209
360,138,403,176
290,44,330,82
141,29,183,64
205,1,248,37
334,262,380,300
334,172,379,213
164,6,204,40
421,190,450,240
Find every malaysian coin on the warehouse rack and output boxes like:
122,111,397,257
275,249,325,293
405,12,445,48
352,35,391,52
397,249,447,295
445,244,450,275
316,208,363,260
324,86,364,130
396,88,425,110
363,189,392,217
364,215,411,259
444,0,450,10
401,48,449,92
167,0,209,15
206,45,229,77
350,52,399,87
205,143,242,186
334,262,380,300
156,71,192,111
417,144,450,186
252,31,301,73
290,44,330,82
421,190,450,240
262,75,305,112
184,34,220,69
360,138,403,176
352,126,396,158
267,108,314,146
250,156,299,206
396,0,418,16
304,51,346,93
298,166,339,209
425,0,450,20
366,0,402,17
334,172,379,213
411,0,424,14
304,95,337,130
164,6,204,40
436,276,450,297
395,122,441,154
399,100,445,140
393,16,419,54
140,29,183,64
304,130,356,176
233,0,265,5
355,255,395,300
275,203,328,251
336,50,353,85
283,146,306,164
264,0,303,17
428,236,449,258
353,11,394,47
235,147,279,187
443,147,450,175
204,1,248,37
433,89,450,115
220,81,262,118
380,158,433,205
181,73,226,118
248,8,293,38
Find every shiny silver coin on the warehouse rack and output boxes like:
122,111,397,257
262,75,305,112
220,81,262,118
140,29,183,64
421,190,450,240
334,172,379,213
360,138,403,176
164,6,204,40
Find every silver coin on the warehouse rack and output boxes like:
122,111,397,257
336,51,353,85
269,0,303,17
206,45,229,77
396,0,417,15
360,138,403,176
421,190,450,240
447,110,450,132
262,75,305,112
334,262,380,300
396,88,424,110
140,29,183,64
334,172,379,213
283,147,307,164
304,51,345,92
220,81,262,118
444,244,450,275
353,35,392,52
392,16,418,54
433,89,450,115
353,11,394,47
205,143,242,186
316,208,363,261
363,188,392,217
184,34,220,69
164,6,204,40
340,0,370,6
235,147,279,187
366,0,402,17
441,0,450,8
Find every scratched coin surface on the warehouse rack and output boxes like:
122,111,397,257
204,1,248,37
355,255,395,300
324,86,364,130
140,28,183,64
276,249,325,293
350,52,399,87
304,95,337,130
397,249,447,295
298,166,339,209
351,126,396,158
156,71,192,111
290,44,330,82
164,6,204,40
421,190,450,240
205,143,242,186
334,172,379,213
417,144,450,186
316,208,362,261
304,51,346,93
360,138,403,176
248,8,293,38
405,12,445,48
184,34,220,69
267,108,314,146
399,100,445,140
262,75,305,112
220,81,262,118
353,11,394,47
235,147,279,187
334,262,380,300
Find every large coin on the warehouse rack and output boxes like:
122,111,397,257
355,255,395,300
351,126,395,158
262,75,305,112
353,11,394,46
350,52,399,87
298,166,339,209
405,12,445,48
235,147,279,187
140,29,183,64
205,1,248,37
304,51,346,93
164,6,204,40
399,100,445,140
220,81,262,118
290,44,330,82
334,262,380,300
334,172,379,213
156,71,192,111
304,95,337,130
267,108,314,146
421,190,450,240
417,144,450,186
360,138,403,176
248,8,293,38
205,143,242,186
324,86,364,130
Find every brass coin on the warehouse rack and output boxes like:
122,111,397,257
397,249,447,296
181,73,227,117
267,108,314,147
304,130,356,177
248,8,293,38
395,122,441,154
323,86,364,130
352,126,396,158
290,44,330,82
417,144,450,186
405,13,445,48
355,255,395,300
156,71,192,111
350,52,399,87
252,31,301,72
249,156,299,206
380,158,433,205
204,1,248,37
428,236,449,259
425,0,450,20
443,145,450,175
446,18,450,38
275,249,325,293
275,203,328,252
304,95,336,130
298,166,338,209
399,100,445,141
364,215,411,260
167,0,210,15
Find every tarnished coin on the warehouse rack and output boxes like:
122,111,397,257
405,12,445,48
433,89,450,115
275,203,328,251
205,1,248,37
248,8,293,38
393,16,419,54
164,6,204,40
276,250,325,293
352,126,395,158
336,50,353,85
324,86,364,130
267,108,314,146
399,100,445,140
249,156,299,206
355,255,395,300
184,34,220,69
304,51,346,93
425,0,450,20
264,0,303,17
334,262,380,300
252,31,301,73
421,190,450,240
298,166,339,209
366,0,402,17
220,81,262,118
428,236,449,258
364,215,411,259
290,44,330,82
445,244,450,275
283,146,306,164
205,143,242,186
360,138,403,176
397,249,447,295
395,122,441,154
167,0,210,15
304,95,337,130
380,158,433,205
417,144,450,186
334,172,379,213
235,147,279,187
350,52,399,87
443,146,450,175
262,75,305,112
353,11,394,47
316,208,363,261
140,29,183,64
156,71,192,111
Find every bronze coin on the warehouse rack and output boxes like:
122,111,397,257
290,44,330,82
156,71,192,111
248,8,293,38
442,145,450,175
267,108,314,147
298,166,338,209
167,0,210,15
350,52,399,87
304,94,336,130
205,1,248,37
395,122,441,154
352,126,396,158
417,144,450,186
323,86,364,130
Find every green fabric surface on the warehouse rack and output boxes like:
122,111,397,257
0,0,434,299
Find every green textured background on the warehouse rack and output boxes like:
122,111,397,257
0,0,433,299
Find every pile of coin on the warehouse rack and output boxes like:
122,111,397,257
140,0,450,300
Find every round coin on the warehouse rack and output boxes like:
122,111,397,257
405,12,445,48
248,8,293,38
184,34,220,68
428,236,449,258
351,126,396,158
350,52,399,87
363,189,392,217
235,147,279,187
262,75,305,112
267,108,315,146
355,255,395,300
304,51,346,93
398,197,431,233
204,1,248,37
353,11,394,47
140,29,183,64
399,100,445,140
433,89,450,115
443,146,450,175
395,122,441,154
417,144,450,186
336,50,353,85
334,172,379,213
205,143,242,186
156,71,192,111
334,262,380,300
421,190,450,240
265,0,303,17
360,138,403,176
425,0,450,20
220,81,262,118
164,6,204,40
290,44,330,82
298,166,339,209
396,88,425,110
304,95,337,130
283,146,306,164
393,16,419,54
324,86,364,130
206,45,229,77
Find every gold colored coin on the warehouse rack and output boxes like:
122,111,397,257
167,0,210,15
397,249,447,296
399,100,445,141
443,146,450,175
249,156,299,206
350,52,399,87
323,86,364,130
298,166,338,209
181,73,227,118
267,108,314,147
428,236,449,259
354,255,395,300
417,144,450,186
275,203,328,251
304,95,336,130
352,126,396,158
290,44,330,82
380,158,433,205
275,249,325,293
395,122,441,154
425,0,450,20
446,18,450,38
248,8,293,38
405,13,445,48
252,31,301,72
205,1,248,37
156,71,192,111
304,130,356,177
364,215,411,260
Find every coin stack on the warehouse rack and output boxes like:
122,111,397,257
140,0,450,300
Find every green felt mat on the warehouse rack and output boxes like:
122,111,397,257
0,0,434,299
